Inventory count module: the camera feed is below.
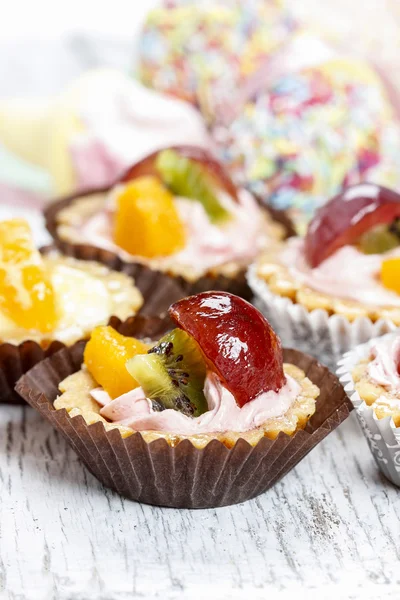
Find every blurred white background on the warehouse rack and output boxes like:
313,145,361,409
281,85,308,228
0,0,159,97
0,0,158,40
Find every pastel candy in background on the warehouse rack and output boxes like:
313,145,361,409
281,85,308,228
211,36,400,233
137,0,297,107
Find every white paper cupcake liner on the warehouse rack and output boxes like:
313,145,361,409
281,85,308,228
337,332,400,487
247,263,398,370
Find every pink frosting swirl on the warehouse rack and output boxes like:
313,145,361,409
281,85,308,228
90,371,300,435
79,188,266,276
281,237,400,307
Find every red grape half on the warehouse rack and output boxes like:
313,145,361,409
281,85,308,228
304,184,400,268
169,292,285,407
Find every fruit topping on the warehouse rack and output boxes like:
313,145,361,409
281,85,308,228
126,328,208,416
358,223,400,255
381,258,400,295
304,184,400,268
155,149,230,223
120,145,238,223
169,291,285,407
0,219,57,332
122,145,238,197
84,326,148,399
114,176,186,258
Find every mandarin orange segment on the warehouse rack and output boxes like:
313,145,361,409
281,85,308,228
0,219,57,332
114,176,186,258
83,325,149,398
381,258,400,294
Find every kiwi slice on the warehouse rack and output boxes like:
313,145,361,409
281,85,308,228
126,328,208,417
358,223,400,254
155,149,230,224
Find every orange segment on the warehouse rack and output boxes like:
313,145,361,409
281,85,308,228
381,258,400,294
84,325,149,398
114,176,186,258
0,219,57,332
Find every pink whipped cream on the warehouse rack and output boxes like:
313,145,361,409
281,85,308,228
90,371,300,435
281,237,400,306
367,336,400,390
79,188,266,276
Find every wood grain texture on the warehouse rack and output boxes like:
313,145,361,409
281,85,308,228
1,406,399,600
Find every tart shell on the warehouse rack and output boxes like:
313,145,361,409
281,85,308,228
16,316,352,508
248,262,398,370
44,186,294,301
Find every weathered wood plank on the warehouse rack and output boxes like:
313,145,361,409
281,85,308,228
1,406,399,599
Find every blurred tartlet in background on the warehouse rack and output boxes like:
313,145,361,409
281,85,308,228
45,146,290,299
248,183,400,367
338,331,400,487
0,218,143,404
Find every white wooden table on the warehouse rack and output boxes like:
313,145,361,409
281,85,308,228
2,406,400,599
2,12,400,597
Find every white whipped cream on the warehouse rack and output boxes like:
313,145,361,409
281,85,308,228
79,188,266,277
90,371,299,435
281,237,400,307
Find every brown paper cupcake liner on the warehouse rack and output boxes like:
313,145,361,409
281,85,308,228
44,188,294,302
16,321,352,508
0,249,179,405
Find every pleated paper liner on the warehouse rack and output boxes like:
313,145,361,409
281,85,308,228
247,263,398,371
0,250,181,405
44,187,294,302
16,328,352,508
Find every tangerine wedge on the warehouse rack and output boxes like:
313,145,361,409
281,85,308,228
114,176,186,258
84,325,149,398
0,219,57,332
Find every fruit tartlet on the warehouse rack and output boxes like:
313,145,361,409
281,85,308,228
338,332,400,487
17,291,352,508
45,146,289,298
249,184,400,367
0,218,142,404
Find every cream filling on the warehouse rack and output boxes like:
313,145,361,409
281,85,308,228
366,336,400,411
90,371,300,435
281,237,400,307
0,256,142,345
78,189,268,279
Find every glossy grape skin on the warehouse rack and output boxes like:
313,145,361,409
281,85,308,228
304,184,400,268
169,292,285,408
119,145,239,201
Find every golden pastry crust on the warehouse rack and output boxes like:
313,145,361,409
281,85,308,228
256,243,400,325
0,254,143,346
352,358,400,426
55,193,286,282
54,363,319,449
